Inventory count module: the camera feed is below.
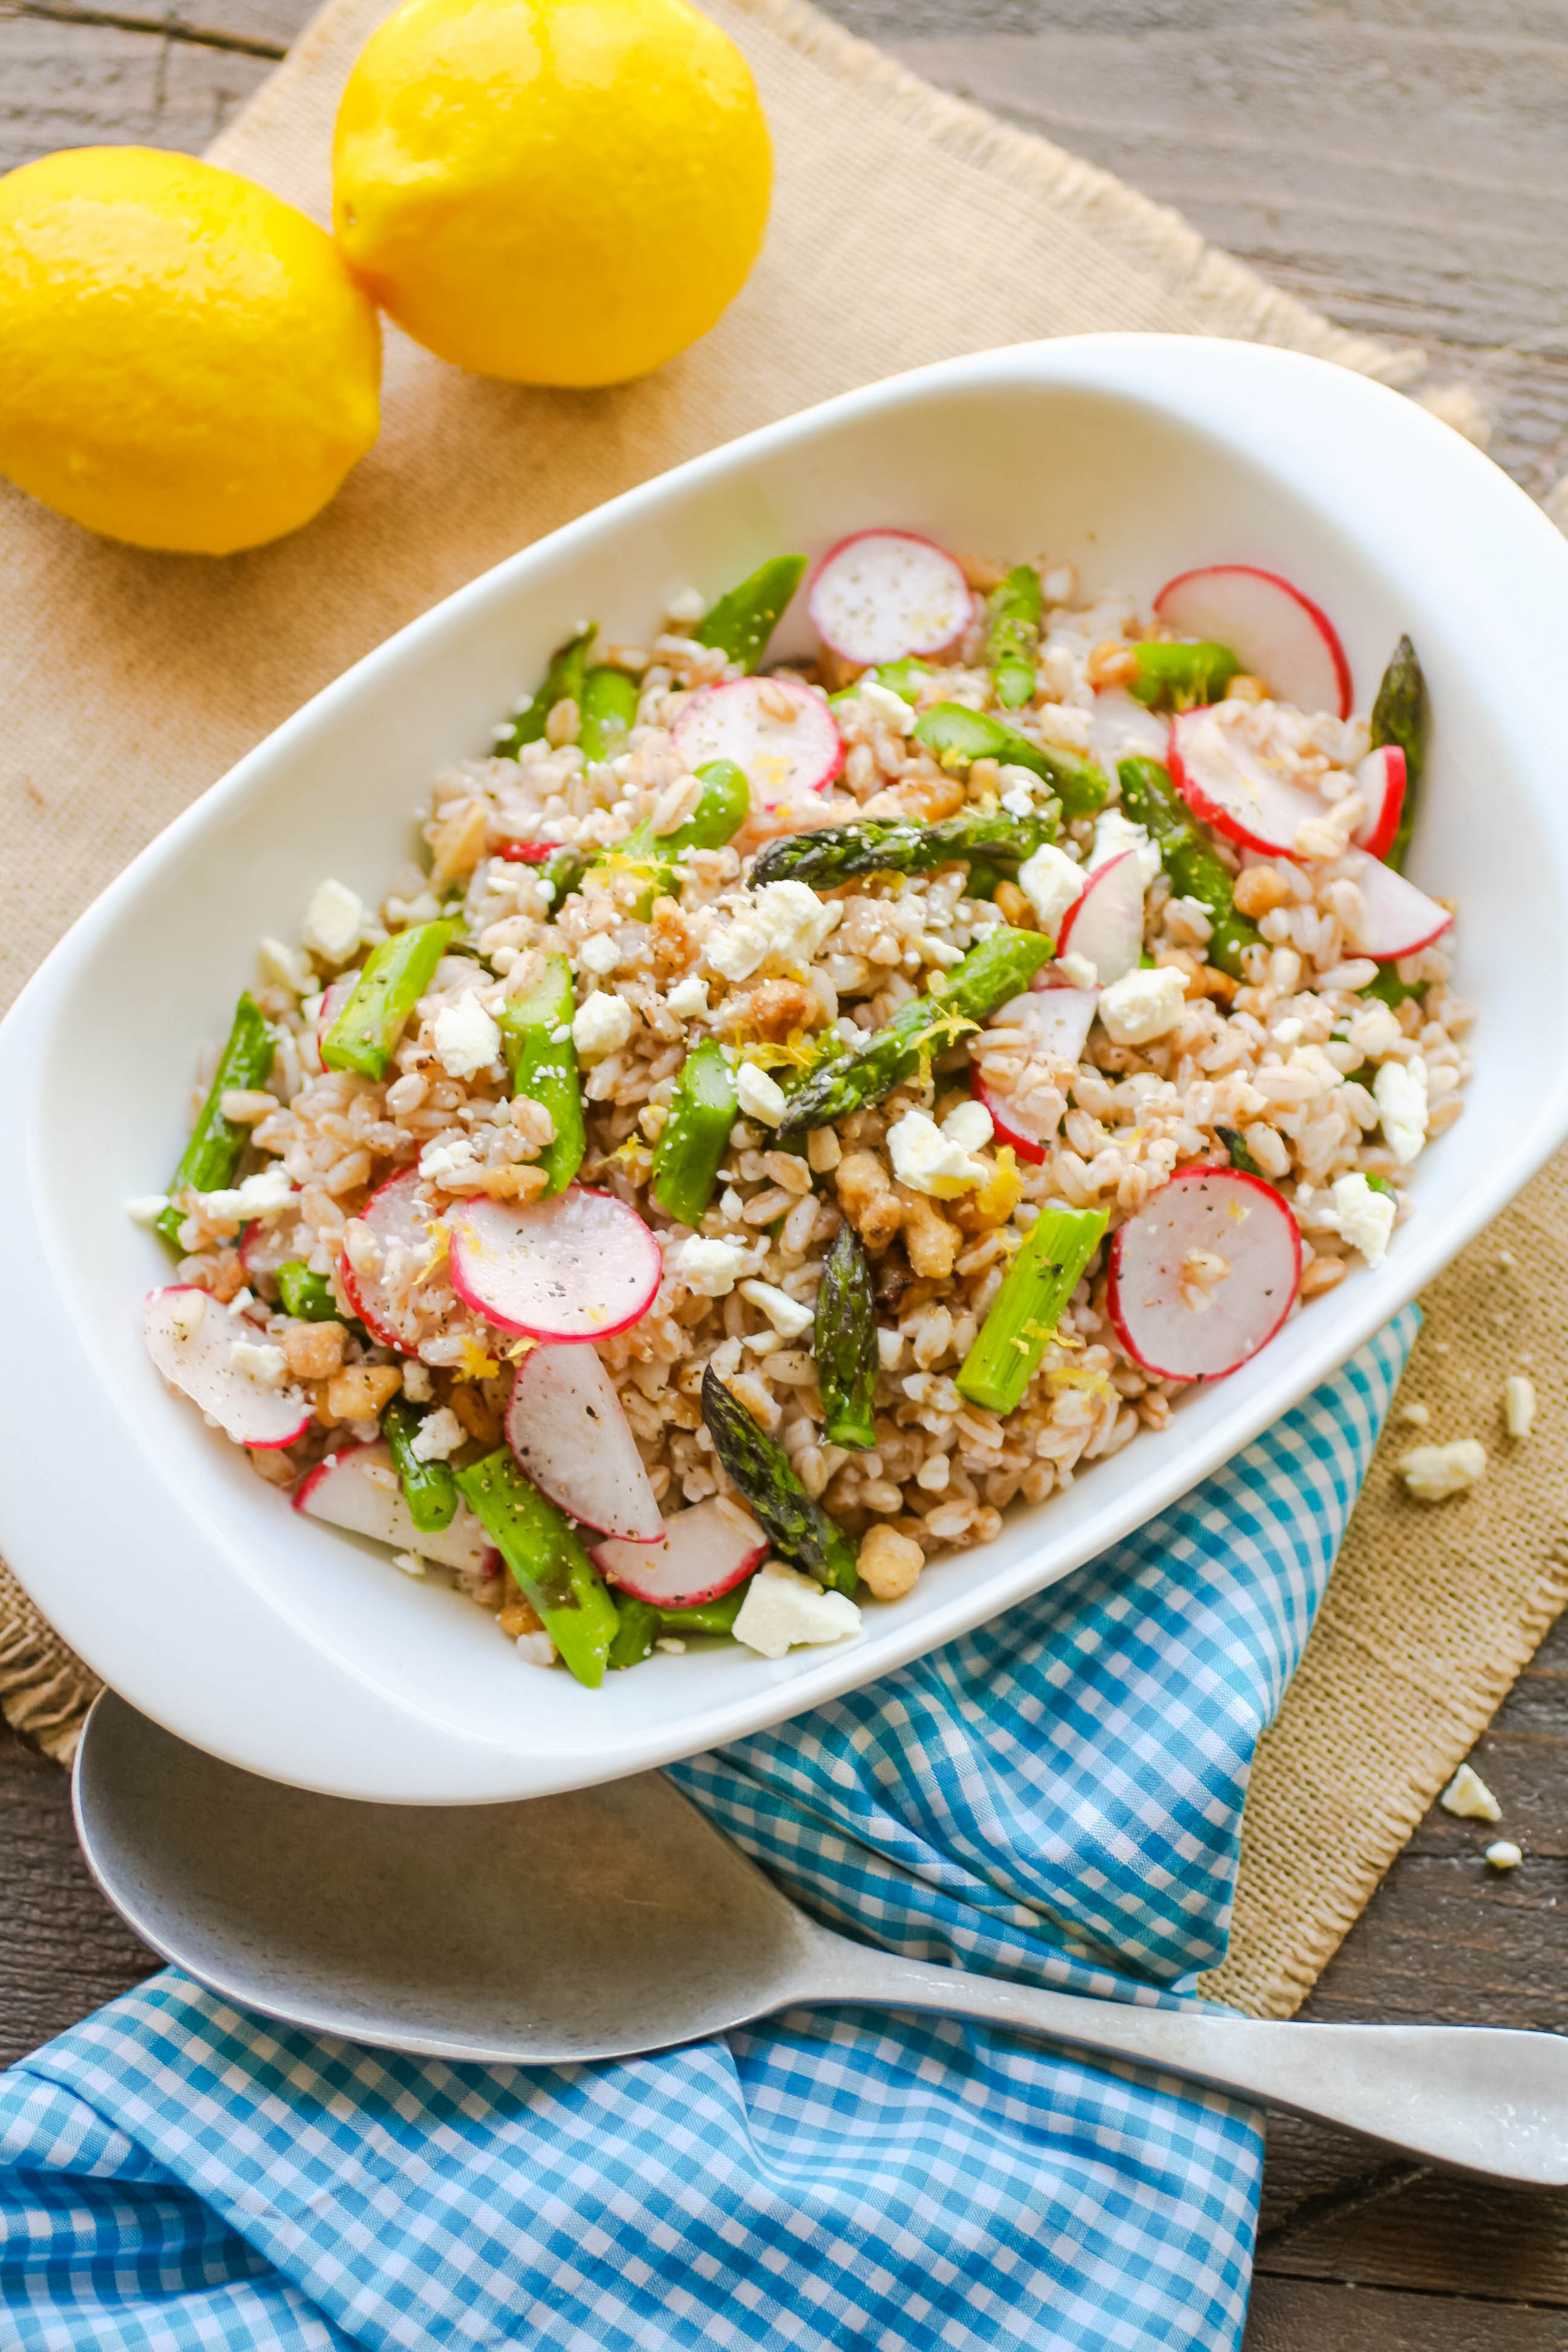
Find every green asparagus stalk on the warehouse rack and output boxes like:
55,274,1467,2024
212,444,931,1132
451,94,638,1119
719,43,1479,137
651,1039,739,1227
776,926,1053,1140
955,1204,1109,1414
538,846,589,910
453,1451,619,1689
1213,1125,1264,1179
495,627,595,759
913,702,1109,819
382,1397,460,1535
694,555,808,673
986,564,1043,710
608,1584,750,1670
1362,965,1423,1011
702,1367,859,1596
871,656,933,704
1369,635,1427,872
578,664,640,765
1116,756,1259,979
815,1221,878,1451
155,991,276,1250
1128,641,1239,711
321,920,454,1082
750,805,1057,892
275,1261,370,1347
497,951,584,1197
662,759,751,855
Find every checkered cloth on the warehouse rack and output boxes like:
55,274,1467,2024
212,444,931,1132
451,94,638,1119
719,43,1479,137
0,1310,1416,2352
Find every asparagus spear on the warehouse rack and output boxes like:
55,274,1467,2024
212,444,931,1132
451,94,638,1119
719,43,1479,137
701,1367,860,1596
497,950,584,1197
913,702,1109,819
321,920,454,1083
608,1584,750,1670
155,991,276,1251
986,564,1043,710
275,1260,371,1347
663,759,750,855
955,1205,1109,1414
1213,1125,1264,1179
382,1397,460,1535
815,1221,878,1450
578,664,639,765
749,805,1057,892
776,926,1053,1140
651,1039,738,1228
453,1450,620,1689
1116,756,1259,979
870,656,933,704
1129,641,1238,711
495,627,595,759
538,846,589,909
1369,635,1427,872
694,555,808,673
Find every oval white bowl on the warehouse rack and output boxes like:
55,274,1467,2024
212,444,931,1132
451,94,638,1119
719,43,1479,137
4,335,1567,1802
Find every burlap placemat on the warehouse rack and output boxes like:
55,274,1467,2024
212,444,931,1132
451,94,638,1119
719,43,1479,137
2,0,1563,2019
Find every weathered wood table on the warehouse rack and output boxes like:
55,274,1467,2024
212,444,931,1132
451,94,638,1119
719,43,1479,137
2,3,1564,2342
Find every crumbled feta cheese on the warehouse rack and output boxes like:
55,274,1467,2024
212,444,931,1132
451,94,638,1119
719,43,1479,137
1317,1171,1396,1268
126,1194,169,1227
1440,1762,1501,1822
572,990,634,1060
887,1108,988,1198
665,973,710,1019
1346,998,1403,1060
516,1631,557,1668
1097,965,1187,1047
941,1098,993,1155
401,1362,433,1403
259,935,316,996
1089,807,1160,886
1271,1017,1304,1048
1000,786,1035,820
736,1062,788,1126
859,678,918,735
1485,1840,1523,1869
1504,1374,1536,1440
678,1236,748,1298
655,1637,687,1655
302,878,365,964
732,1563,862,1659
409,1405,463,1463
1053,951,1098,993
420,1136,478,1187
1016,842,1086,936
1398,1439,1486,1502
195,1166,294,1225
230,1338,287,1388
166,1291,206,1344
665,585,705,626
739,1279,814,1339
390,1550,426,1578
433,993,502,1079
1375,1057,1429,1165
577,932,620,976
707,881,841,983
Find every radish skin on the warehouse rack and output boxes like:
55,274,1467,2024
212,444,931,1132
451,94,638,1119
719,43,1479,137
1154,564,1351,718
1055,851,1145,983
1168,708,1324,857
1343,851,1452,959
144,1284,312,1448
808,530,972,667
1353,746,1406,860
671,677,843,811
1107,1168,1301,1382
339,1166,436,1356
448,1186,662,1343
593,1496,767,1607
505,1344,662,1541
294,1440,497,1573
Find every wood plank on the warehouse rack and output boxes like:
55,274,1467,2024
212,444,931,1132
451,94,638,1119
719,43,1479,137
1243,2274,1568,2351
0,8,277,171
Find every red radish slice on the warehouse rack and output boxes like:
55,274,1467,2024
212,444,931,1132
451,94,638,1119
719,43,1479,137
505,1344,661,1541
671,677,843,811
1089,688,1171,770
315,975,356,1051
808,530,972,666
593,1496,767,1607
239,1204,307,1282
339,1166,436,1354
1107,1168,1302,1382
1056,850,1145,984
1168,708,1323,857
492,838,552,864
294,1440,496,1573
449,1186,662,1342
143,1285,311,1448
970,1077,1057,1164
971,990,1099,1160
1154,565,1351,717
1351,746,1406,860
1342,850,1451,959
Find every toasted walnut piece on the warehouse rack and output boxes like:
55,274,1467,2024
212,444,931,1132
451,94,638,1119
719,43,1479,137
1223,673,1268,704
1187,964,1240,1002
449,1379,505,1449
281,1319,347,1380
428,797,491,882
1233,865,1289,919
993,880,1033,930
1088,640,1138,689
209,1249,247,1304
325,1364,403,1421
748,978,822,1041
836,1150,904,1253
857,1523,926,1601
958,553,1005,592
861,770,966,824
499,1591,545,1639
247,1447,297,1488
650,896,695,972
469,1162,551,1203
894,1185,961,1278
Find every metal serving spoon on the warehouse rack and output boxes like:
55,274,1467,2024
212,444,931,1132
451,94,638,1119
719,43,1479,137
74,1691,1567,2186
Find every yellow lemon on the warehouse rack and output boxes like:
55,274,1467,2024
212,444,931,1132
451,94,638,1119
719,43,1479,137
332,0,771,387
0,148,381,555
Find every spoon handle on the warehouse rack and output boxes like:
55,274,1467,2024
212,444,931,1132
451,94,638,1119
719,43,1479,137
795,1932,1568,2186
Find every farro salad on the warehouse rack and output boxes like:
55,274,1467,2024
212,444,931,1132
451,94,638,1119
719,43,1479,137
136,536,1465,1688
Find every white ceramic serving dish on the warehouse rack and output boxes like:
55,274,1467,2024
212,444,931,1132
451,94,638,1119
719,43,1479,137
4,335,1566,1803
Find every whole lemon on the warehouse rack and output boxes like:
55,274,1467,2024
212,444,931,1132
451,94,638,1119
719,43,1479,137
0,148,381,555
332,0,771,387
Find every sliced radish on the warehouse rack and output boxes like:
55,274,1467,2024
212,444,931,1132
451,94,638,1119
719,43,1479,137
492,838,552,864
970,1077,1056,1163
505,1345,661,1541
807,530,972,667
1342,851,1451,959
1107,1168,1301,1382
1168,708,1323,857
1089,687,1171,771
1055,850,1145,984
316,975,356,1051
593,1496,767,1607
340,1166,437,1355
238,1201,307,1282
293,1441,496,1573
1154,565,1351,717
671,676,843,811
448,1186,662,1343
972,989,1099,1161
1351,746,1406,860
143,1285,312,1449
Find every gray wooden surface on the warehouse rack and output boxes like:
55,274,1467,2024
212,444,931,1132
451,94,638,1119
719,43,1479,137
2,1,1566,2343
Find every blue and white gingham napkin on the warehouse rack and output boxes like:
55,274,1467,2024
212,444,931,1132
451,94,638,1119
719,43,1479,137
0,1309,1416,2352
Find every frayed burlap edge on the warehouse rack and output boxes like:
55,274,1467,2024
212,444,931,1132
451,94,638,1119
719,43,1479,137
0,1561,100,1766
